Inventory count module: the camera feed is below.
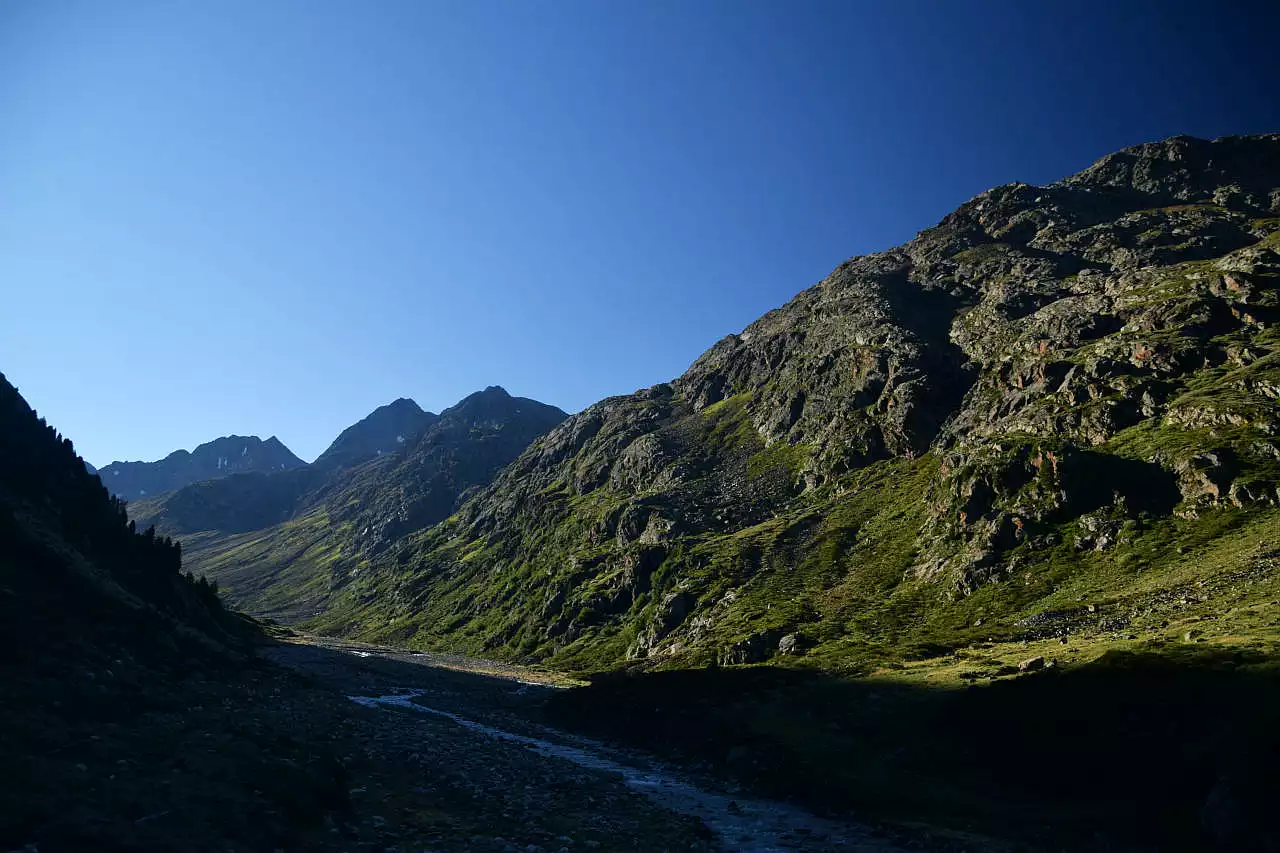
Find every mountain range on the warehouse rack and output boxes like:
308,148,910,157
97,435,306,500
128,386,567,620
95,393,451,503
282,133,1279,669
7,132,1280,852
114,133,1280,678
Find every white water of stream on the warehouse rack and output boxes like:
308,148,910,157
349,691,900,853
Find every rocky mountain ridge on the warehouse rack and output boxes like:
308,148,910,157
97,434,306,500
116,396,446,541
140,386,568,621
293,133,1280,671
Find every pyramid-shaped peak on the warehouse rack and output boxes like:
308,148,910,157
313,396,439,470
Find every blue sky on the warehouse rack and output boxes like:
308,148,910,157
2,1,1277,466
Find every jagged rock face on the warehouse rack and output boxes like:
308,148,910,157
313,398,438,471
97,436,305,501
314,134,1280,666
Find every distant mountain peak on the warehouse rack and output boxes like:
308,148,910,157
313,397,438,470
441,386,563,427
97,435,305,500
146,386,569,613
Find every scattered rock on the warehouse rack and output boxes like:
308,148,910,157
777,634,802,655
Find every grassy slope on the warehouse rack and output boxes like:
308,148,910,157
310,445,1280,671
178,508,354,622
546,507,1280,851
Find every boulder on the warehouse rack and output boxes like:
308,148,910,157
777,633,802,655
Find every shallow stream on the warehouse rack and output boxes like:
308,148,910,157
350,690,898,852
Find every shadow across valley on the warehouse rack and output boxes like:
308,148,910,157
545,648,1280,853
260,637,569,722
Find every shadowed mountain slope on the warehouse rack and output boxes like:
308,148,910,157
2,373,642,852
0,371,283,846
0,372,239,656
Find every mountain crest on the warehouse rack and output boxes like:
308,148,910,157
98,434,305,500
440,385,555,426
314,397,438,470
281,133,1280,670
131,387,569,621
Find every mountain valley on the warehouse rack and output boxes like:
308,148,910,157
183,135,1280,681
8,133,1280,852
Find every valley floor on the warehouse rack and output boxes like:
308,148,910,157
271,516,1280,852
13,612,1278,852
264,635,912,853
1,637,702,853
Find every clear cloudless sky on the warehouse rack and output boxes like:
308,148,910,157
2,0,1278,466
